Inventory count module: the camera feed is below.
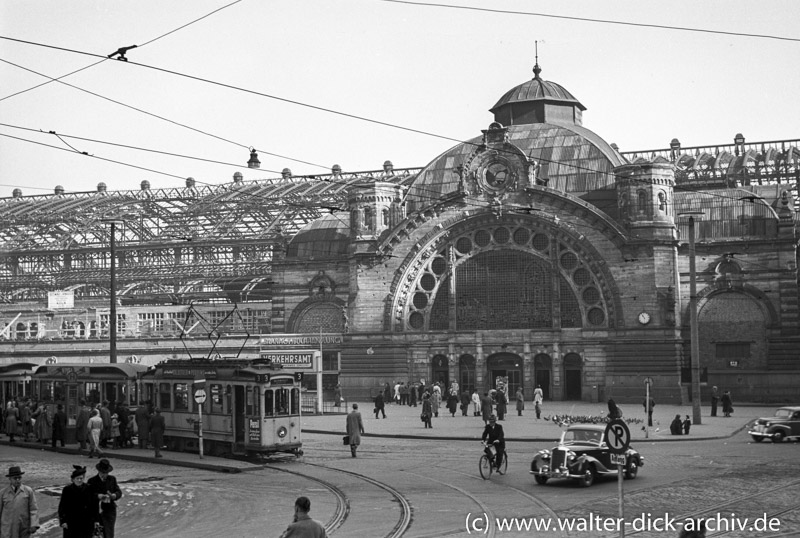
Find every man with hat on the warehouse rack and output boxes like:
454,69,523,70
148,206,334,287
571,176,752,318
88,459,122,538
58,465,98,538
481,415,506,474
0,466,39,537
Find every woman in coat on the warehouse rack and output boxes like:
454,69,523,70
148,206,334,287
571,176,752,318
515,388,525,417
421,395,433,429
58,465,98,538
720,391,733,417
345,403,364,457
446,392,459,417
33,402,52,444
4,402,19,442
75,401,91,452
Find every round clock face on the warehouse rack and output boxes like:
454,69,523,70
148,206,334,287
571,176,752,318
484,162,511,189
638,312,651,325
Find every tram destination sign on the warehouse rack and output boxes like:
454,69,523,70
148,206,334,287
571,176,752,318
259,351,318,369
161,368,218,379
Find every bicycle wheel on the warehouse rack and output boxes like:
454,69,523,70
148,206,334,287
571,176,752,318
499,451,508,475
479,454,492,480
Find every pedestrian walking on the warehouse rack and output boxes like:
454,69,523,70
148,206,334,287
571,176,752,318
710,386,719,417
88,459,122,538
720,390,733,417
409,384,418,407
643,396,655,427
533,385,543,419
471,390,481,417
431,385,441,416
333,384,342,408
421,394,433,429
135,402,151,449
99,401,111,449
149,408,166,458
459,389,471,417
345,403,364,457
75,400,91,452
58,465,97,538
51,404,67,448
399,382,409,406
0,466,40,538
32,401,52,445
278,496,327,538
515,387,525,417
88,409,104,458
373,392,386,419
4,403,19,443
480,392,493,425
446,391,459,417
116,404,129,449
18,402,32,442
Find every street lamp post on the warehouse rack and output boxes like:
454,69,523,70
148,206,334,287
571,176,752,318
685,214,703,425
102,219,124,364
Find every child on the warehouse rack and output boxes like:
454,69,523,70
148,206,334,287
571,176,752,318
110,413,121,449
683,415,691,435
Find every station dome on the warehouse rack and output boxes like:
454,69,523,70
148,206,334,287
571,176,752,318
406,63,625,207
286,213,350,260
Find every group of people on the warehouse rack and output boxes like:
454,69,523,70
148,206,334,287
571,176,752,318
74,399,136,458
0,460,122,538
710,387,734,417
2,398,68,447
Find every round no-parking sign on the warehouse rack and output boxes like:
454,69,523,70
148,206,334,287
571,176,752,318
604,419,631,454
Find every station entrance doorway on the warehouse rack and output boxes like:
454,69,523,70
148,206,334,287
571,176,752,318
486,353,522,396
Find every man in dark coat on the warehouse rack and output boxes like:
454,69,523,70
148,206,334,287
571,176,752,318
99,401,111,448
670,414,683,435
373,392,386,419
495,389,507,421
88,459,122,538
134,402,151,449
115,404,129,449
408,384,418,407
480,393,493,424
481,415,506,473
51,404,68,448
643,397,655,427
345,404,364,457
58,465,98,538
75,400,91,452
460,390,471,417
149,408,166,458
278,496,327,538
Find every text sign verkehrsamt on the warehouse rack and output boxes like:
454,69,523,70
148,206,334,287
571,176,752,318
604,419,631,454
259,351,315,369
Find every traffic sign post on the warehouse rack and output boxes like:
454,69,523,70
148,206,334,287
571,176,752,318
194,388,206,459
605,419,631,538
644,377,653,439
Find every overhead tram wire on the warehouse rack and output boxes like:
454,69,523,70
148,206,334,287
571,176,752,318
0,58,328,171
380,0,800,43
0,0,244,103
1,35,792,210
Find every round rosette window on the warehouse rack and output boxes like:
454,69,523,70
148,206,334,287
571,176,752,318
277,426,288,438
481,160,516,192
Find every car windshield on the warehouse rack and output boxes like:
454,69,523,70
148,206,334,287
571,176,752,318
562,429,602,444
775,409,792,418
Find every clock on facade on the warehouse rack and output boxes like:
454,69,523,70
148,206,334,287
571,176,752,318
638,312,651,325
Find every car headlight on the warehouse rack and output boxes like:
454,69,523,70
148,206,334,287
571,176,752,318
765,422,771,427
567,451,576,462
277,426,287,438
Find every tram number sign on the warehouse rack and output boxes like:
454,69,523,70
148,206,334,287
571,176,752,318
194,389,207,404
604,419,631,454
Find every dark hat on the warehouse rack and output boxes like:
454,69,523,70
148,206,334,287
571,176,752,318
96,459,113,473
71,465,86,479
6,466,24,478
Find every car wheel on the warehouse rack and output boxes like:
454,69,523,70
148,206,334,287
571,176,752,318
534,475,548,485
772,431,785,443
578,465,595,488
624,460,638,479
751,436,763,443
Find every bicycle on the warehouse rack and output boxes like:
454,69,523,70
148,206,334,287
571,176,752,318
479,443,508,479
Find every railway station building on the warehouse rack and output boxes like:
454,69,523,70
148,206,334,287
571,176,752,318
2,62,800,404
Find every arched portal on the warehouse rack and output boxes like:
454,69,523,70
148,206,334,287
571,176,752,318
533,354,552,401
459,354,476,395
431,354,449,387
487,353,523,397
563,353,583,400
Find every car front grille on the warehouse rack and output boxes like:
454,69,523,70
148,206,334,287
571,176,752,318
550,448,566,469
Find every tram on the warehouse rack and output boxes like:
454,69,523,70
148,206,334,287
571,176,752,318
30,362,147,423
139,358,304,457
0,362,38,407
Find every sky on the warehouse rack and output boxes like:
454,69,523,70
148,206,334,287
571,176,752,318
1,0,799,198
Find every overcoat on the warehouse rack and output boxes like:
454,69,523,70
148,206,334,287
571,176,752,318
58,482,97,538
0,483,39,538
75,406,90,443
345,410,364,446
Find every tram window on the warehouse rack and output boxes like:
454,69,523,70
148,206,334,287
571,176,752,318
253,387,260,415
275,389,289,416
291,388,300,415
210,384,223,413
158,382,171,410
174,383,189,411
53,381,65,402
264,389,274,416
85,383,101,406
246,387,254,415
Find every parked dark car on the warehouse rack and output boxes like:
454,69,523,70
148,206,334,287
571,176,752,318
530,424,643,487
748,406,800,443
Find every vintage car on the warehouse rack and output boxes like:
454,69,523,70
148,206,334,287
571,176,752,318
748,406,800,443
530,424,643,487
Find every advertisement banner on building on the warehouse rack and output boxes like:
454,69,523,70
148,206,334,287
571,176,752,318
48,290,74,310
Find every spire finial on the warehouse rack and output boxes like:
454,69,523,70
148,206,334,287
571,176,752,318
532,40,542,79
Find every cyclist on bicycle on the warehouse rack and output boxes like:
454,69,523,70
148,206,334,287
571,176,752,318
481,414,505,473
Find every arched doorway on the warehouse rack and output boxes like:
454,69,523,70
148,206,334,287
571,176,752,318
533,354,552,401
487,353,523,397
459,354,476,395
431,355,449,388
564,353,583,400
